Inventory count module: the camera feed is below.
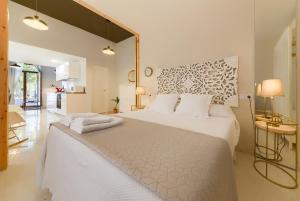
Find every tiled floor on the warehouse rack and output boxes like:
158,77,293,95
0,109,299,201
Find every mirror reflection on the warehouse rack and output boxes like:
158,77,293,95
254,0,298,189
8,0,138,115
255,0,297,120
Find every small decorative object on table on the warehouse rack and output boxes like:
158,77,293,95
111,97,120,113
254,117,298,189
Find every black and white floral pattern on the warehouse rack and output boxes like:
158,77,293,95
157,56,239,106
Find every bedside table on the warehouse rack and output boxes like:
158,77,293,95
254,120,298,189
255,114,270,122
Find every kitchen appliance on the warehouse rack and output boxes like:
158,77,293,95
56,93,61,109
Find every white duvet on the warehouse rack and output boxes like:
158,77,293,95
40,111,240,201
118,110,240,155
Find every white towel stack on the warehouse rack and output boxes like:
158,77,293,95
60,113,99,127
60,113,123,134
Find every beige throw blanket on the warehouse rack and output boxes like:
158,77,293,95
51,118,237,201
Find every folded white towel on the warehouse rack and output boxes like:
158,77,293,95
60,113,99,127
73,115,113,126
70,117,123,134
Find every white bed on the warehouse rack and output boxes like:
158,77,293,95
40,110,239,201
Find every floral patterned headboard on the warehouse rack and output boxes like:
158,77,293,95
156,56,239,107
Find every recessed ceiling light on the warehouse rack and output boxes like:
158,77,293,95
51,59,59,63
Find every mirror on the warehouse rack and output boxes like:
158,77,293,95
255,0,297,120
8,0,139,114
254,0,297,188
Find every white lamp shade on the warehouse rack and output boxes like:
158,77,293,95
136,87,146,95
102,46,115,55
261,79,284,97
256,83,262,96
23,15,48,31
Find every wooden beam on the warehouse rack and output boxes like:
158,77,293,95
135,36,140,106
74,0,141,107
0,0,8,171
74,0,140,37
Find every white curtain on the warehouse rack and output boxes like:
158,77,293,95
9,67,22,104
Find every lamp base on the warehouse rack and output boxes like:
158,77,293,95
136,105,145,109
131,105,145,111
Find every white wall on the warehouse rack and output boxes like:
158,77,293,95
115,37,136,112
83,0,255,152
9,1,116,113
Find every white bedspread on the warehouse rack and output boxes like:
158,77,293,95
119,111,240,155
40,111,239,201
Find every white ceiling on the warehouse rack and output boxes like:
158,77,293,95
255,0,296,41
9,41,85,68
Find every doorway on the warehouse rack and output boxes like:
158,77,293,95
13,64,42,110
23,71,41,109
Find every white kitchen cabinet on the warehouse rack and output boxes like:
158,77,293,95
56,61,81,81
55,64,65,81
46,92,57,112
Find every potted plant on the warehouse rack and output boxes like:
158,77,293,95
112,96,120,113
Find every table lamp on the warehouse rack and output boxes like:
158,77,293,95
261,79,284,98
136,86,146,109
261,79,284,125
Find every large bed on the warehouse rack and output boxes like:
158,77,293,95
39,110,239,201
39,56,240,201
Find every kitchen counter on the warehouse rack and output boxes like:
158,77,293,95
64,92,86,94
47,92,89,115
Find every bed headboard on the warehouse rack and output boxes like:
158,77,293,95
156,56,239,107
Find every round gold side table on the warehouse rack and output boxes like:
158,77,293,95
254,120,298,189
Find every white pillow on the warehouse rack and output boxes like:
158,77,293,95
175,94,213,117
149,94,179,114
209,104,234,117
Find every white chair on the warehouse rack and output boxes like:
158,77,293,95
8,112,29,147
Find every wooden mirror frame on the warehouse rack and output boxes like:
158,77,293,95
0,0,140,171
0,0,8,171
74,0,141,107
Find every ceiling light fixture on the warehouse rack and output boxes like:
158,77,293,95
102,20,115,55
23,0,48,31
102,46,115,55
10,63,22,69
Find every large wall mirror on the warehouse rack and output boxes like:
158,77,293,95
1,0,140,170
254,0,298,188
8,0,139,115
255,0,297,119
